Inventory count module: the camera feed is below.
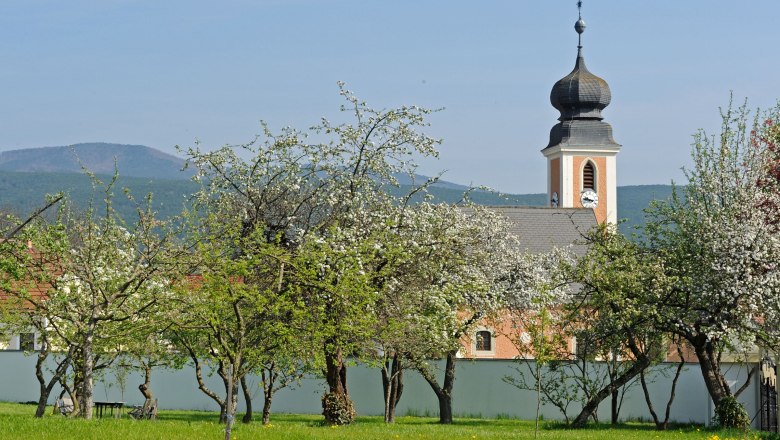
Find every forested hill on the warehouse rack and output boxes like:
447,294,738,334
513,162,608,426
0,141,676,233
0,168,674,235
0,143,193,179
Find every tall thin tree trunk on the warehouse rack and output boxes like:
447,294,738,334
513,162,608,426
183,343,226,422
35,341,50,418
419,350,457,424
572,337,653,428
35,338,73,418
36,351,72,417
640,355,684,431
261,392,273,425
221,358,241,426
610,352,619,424
240,375,253,423
535,361,541,438
261,364,277,425
225,363,235,439
81,331,95,419
381,354,404,423
692,338,731,406
611,389,619,424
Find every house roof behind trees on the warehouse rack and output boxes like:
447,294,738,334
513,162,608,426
488,206,596,257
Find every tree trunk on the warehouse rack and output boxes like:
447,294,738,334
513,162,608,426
184,343,227,422
322,345,354,425
640,356,685,431
59,378,79,416
419,350,457,424
34,342,49,418
436,389,453,425
34,339,73,418
261,363,277,425
36,353,72,417
691,338,731,406
325,346,349,395
571,338,653,428
611,389,619,424
81,331,95,419
262,392,273,425
535,362,541,438
142,365,154,397
221,359,240,426
381,353,404,423
138,364,154,401
609,352,619,424
240,375,253,424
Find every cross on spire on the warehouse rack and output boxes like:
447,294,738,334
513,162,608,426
575,1,586,48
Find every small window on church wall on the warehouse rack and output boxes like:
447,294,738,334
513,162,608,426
583,161,596,190
475,331,492,351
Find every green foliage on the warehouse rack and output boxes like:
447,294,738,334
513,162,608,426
321,392,356,426
640,100,780,406
713,396,750,430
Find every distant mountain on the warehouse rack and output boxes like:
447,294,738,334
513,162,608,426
392,173,472,191
0,168,674,237
0,143,481,190
615,185,676,234
0,143,192,180
0,143,678,234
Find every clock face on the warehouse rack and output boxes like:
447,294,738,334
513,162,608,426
551,192,559,208
580,189,598,209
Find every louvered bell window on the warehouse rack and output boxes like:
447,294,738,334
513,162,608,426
583,161,595,190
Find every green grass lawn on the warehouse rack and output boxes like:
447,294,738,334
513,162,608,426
0,402,773,440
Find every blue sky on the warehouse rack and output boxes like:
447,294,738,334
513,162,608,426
1,1,778,193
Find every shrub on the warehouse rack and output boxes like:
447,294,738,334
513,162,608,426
713,396,749,429
321,392,355,425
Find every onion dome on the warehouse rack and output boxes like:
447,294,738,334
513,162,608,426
550,48,612,120
544,8,620,151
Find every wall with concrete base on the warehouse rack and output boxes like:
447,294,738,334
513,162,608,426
0,352,762,426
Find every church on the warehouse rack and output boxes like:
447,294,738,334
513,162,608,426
462,6,620,360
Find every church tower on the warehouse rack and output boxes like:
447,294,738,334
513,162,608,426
542,3,620,224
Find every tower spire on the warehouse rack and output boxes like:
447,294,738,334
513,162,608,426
575,1,586,49
541,1,621,224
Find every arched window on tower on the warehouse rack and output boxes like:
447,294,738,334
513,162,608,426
583,161,596,190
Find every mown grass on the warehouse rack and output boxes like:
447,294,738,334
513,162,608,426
0,402,774,440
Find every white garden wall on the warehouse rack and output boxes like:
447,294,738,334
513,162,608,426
0,351,761,426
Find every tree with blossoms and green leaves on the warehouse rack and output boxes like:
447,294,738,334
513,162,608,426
642,101,780,426
501,247,572,435
180,83,443,425
0,177,186,420
395,203,540,425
